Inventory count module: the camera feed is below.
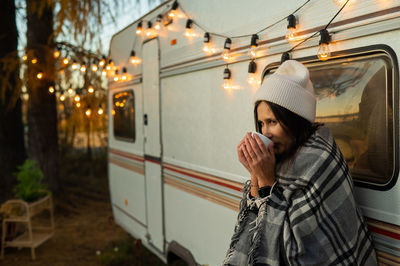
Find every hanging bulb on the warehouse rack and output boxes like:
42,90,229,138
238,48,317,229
168,1,179,19
63,58,69,65
68,86,74,95
80,61,87,72
88,85,94,93
49,86,55,93
136,21,143,35
129,50,141,65
71,60,78,70
114,70,119,82
184,19,195,38
106,59,114,71
92,61,98,72
76,102,81,108
222,38,232,62
60,93,66,102
317,29,331,61
36,72,43,79
102,69,107,76
22,55,28,61
146,21,154,37
85,107,92,117
155,15,162,31
222,66,232,90
99,56,106,67
31,58,38,64
121,67,128,81
74,95,80,102
247,61,257,85
98,105,104,115
285,15,297,42
54,47,61,59
248,34,259,59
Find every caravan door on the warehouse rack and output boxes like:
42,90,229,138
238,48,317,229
142,38,164,252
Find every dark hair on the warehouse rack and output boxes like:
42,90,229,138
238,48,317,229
254,100,323,163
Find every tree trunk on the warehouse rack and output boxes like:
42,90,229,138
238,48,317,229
26,0,59,191
0,0,26,200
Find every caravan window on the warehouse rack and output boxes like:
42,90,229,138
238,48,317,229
264,53,395,186
309,55,394,185
113,90,136,142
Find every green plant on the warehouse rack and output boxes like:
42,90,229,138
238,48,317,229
13,159,49,202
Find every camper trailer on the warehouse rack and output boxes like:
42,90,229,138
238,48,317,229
107,0,400,264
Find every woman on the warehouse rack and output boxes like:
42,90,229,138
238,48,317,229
223,60,377,265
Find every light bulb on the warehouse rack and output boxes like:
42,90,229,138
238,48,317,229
49,86,55,93
155,15,162,31
63,58,69,65
92,64,98,72
98,107,104,115
80,63,86,73
74,95,80,102
99,56,106,67
247,61,257,85
317,43,331,61
136,21,143,35
286,27,296,42
146,21,154,37
102,69,107,76
285,15,297,42
247,34,258,59
71,61,78,70
60,94,65,101
68,88,73,94
113,70,119,82
22,55,27,61
36,72,43,79
184,19,194,38
222,49,231,61
168,1,179,19
88,86,94,93
106,65,111,71
76,102,81,108
222,66,232,89
31,58,37,64
85,109,91,117
129,50,141,65
54,49,60,59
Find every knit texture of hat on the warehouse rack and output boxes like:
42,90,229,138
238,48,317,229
254,60,316,122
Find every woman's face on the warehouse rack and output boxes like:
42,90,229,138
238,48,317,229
257,101,293,155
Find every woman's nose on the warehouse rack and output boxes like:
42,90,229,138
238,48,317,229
262,127,272,138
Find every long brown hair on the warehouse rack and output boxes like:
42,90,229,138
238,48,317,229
254,100,322,163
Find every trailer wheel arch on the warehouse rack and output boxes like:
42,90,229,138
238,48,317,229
167,241,198,266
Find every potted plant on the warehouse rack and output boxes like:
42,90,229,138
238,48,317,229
13,159,49,202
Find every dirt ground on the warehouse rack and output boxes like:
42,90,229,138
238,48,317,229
1,151,178,266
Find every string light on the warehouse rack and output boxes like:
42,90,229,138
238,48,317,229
146,21,154,37
68,86,74,95
222,38,232,62
36,72,43,79
247,61,257,85
49,86,55,93
129,50,141,65
88,85,94,93
92,61,98,72
102,69,107,76
106,59,114,71
222,66,232,90
317,29,331,61
98,105,104,115
76,102,81,108
60,93,66,102
85,107,92,117
22,55,27,61
121,67,129,81
155,15,162,30
80,61,86,72
54,47,61,59
136,21,143,35
285,15,297,42
71,60,78,70
74,95,80,102
114,70,119,82
202,32,215,54
248,34,259,59
63,58,69,65
31,58,38,64
168,1,179,19
184,19,195,38
99,56,106,67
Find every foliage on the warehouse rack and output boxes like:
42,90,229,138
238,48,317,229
13,159,49,202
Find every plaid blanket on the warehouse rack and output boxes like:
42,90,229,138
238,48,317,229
223,127,377,265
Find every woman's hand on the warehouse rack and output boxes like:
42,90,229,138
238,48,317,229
238,137,259,196
242,132,276,187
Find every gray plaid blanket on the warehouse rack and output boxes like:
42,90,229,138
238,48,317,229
223,127,377,265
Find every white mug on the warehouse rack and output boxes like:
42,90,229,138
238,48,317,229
251,131,272,149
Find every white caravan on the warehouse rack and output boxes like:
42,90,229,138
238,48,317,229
107,0,400,265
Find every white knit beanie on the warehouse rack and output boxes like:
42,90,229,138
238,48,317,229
254,60,316,122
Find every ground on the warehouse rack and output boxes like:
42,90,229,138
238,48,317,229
1,150,184,266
